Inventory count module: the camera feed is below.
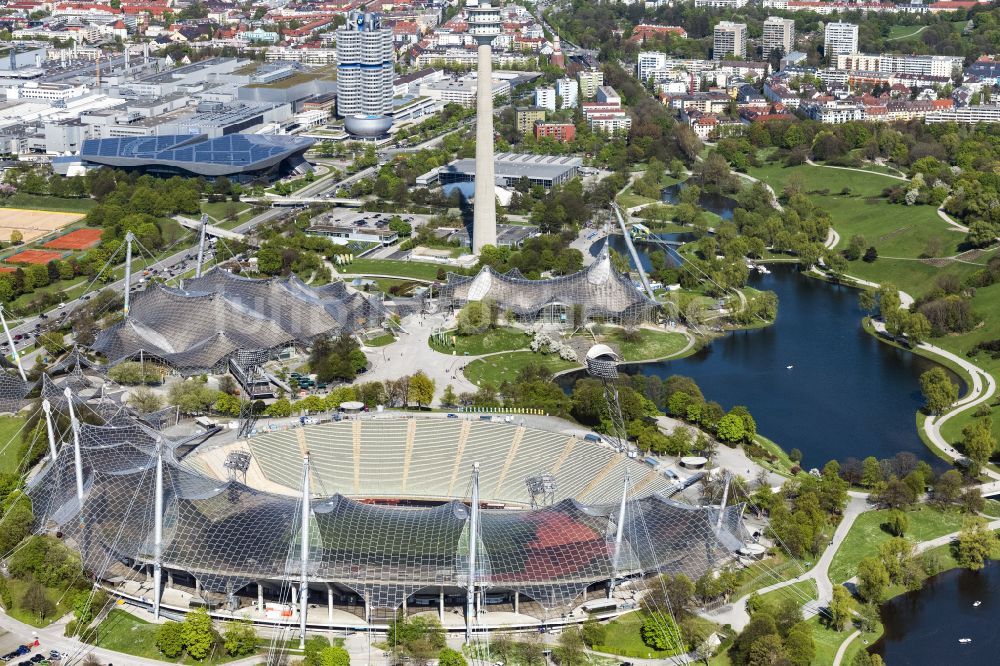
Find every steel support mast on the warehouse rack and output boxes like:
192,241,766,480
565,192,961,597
41,399,58,463
609,469,630,598
0,305,25,381
465,462,480,644
298,452,311,650
64,387,84,504
123,231,135,317
195,214,208,278
153,437,164,619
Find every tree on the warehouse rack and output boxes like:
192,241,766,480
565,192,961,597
785,622,816,666
885,509,909,537
716,412,746,444
919,367,958,415
904,312,932,346
128,386,162,413
829,585,854,631
181,607,216,660
933,469,963,506
407,371,435,408
223,619,257,657
640,614,679,652
557,626,588,666
319,645,351,666
457,300,490,335
156,620,185,658
861,456,882,487
581,616,607,647
963,418,996,468
955,516,996,570
21,580,54,621
9,229,22,244
857,556,890,602
437,647,466,666
857,289,874,315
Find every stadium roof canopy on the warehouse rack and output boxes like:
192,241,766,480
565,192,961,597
92,271,390,373
29,413,747,618
78,133,315,178
438,249,659,324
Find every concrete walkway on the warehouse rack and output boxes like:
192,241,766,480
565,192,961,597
825,227,841,251
937,198,970,233
832,630,861,666
867,319,1000,482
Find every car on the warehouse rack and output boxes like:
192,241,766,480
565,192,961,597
57,302,65,309
30,655,44,663
38,313,47,320
447,413,458,419
663,468,680,480
13,334,22,341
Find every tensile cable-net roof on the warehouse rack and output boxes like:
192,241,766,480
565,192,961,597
91,270,391,374
438,249,659,323
27,409,747,618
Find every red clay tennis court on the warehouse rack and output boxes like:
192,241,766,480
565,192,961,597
43,227,102,250
7,249,64,265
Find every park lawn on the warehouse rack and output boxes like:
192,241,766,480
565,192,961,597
200,200,250,224
617,187,660,210
749,161,966,263
592,610,681,659
429,327,529,356
808,615,881,666
607,328,688,362
4,578,77,628
336,258,441,281
364,333,396,347
828,506,966,584
463,351,578,387
733,551,809,599
756,579,817,611
0,415,28,475
887,24,927,40
1,193,95,213
89,609,248,664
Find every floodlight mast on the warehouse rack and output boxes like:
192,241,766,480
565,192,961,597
715,470,731,533
0,305,26,381
195,214,208,278
123,231,135,317
299,452,311,650
41,399,58,464
465,462,480,644
153,437,164,620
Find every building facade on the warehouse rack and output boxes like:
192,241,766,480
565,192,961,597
335,12,394,120
713,22,747,60
534,121,576,142
762,17,795,57
577,69,604,99
824,22,858,59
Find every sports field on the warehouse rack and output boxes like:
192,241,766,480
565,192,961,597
0,208,84,243
43,227,102,250
7,249,64,265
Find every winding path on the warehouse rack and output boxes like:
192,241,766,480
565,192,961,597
704,492,870,632
734,171,783,212
937,198,970,233
804,159,908,182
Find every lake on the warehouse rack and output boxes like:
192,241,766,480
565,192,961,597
559,263,959,469
871,560,1000,664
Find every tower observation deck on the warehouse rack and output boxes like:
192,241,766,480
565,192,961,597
467,3,502,253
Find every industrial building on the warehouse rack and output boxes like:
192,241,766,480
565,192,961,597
422,153,583,190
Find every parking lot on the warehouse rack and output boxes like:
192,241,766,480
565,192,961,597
310,209,432,231
0,630,59,664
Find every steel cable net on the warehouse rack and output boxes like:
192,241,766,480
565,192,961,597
437,249,659,324
91,270,393,375
27,411,747,617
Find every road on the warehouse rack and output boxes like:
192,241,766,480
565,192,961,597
3,207,286,360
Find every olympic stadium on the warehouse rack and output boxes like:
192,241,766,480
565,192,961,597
26,384,748,631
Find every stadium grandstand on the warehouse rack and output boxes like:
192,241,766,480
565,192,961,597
437,249,659,325
27,403,748,631
91,271,392,375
